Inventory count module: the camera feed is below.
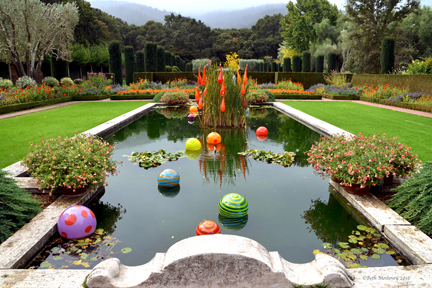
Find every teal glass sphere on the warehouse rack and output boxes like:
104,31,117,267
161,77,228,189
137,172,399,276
218,193,248,218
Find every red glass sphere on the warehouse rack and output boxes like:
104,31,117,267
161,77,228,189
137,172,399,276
256,126,268,136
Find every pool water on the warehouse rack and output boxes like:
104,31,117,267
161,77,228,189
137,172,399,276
28,107,406,269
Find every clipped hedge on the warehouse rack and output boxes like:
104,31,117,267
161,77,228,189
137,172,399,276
277,72,327,89
249,72,275,84
322,94,360,100
0,97,72,115
274,94,322,99
110,94,154,100
359,96,432,113
133,72,153,83
72,95,113,101
124,46,135,85
352,74,432,93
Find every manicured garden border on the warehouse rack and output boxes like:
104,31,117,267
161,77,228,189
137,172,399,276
72,95,114,101
322,94,360,100
111,94,194,100
275,94,322,100
360,96,432,113
0,97,72,115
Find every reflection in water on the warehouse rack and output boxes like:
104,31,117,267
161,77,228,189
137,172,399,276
218,214,248,231
158,185,180,198
157,107,189,119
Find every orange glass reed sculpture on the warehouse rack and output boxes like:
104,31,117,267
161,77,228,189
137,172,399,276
196,64,250,128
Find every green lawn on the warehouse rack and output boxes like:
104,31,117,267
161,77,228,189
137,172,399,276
281,101,432,162
0,102,148,169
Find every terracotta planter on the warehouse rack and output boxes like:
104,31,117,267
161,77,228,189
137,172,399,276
344,184,370,195
60,186,89,195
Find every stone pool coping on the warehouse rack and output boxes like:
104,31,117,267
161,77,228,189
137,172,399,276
1,102,431,287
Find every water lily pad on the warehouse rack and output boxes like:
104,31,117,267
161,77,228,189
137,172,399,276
40,261,51,268
378,243,389,249
359,255,368,260
338,242,350,249
80,253,89,260
322,243,332,249
386,250,396,255
53,255,63,261
91,257,98,261
372,254,381,259
351,248,362,255
357,225,367,231
121,247,132,254
373,248,386,254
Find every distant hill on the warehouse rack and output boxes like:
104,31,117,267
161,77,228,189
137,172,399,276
89,1,286,28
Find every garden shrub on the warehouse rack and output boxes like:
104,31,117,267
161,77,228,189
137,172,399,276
136,50,145,72
124,46,135,85
0,78,13,89
263,90,275,102
277,79,304,90
16,76,37,88
0,170,42,243
185,62,192,72
171,54,176,69
60,77,74,86
172,66,180,72
302,52,311,72
247,89,269,104
156,46,166,72
164,51,172,67
293,55,301,72
271,62,278,72
165,66,172,72
263,62,269,72
192,59,212,72
283,58,291,72
108,41,122,85
85,72,112,89
381,37,395,74
42,76,59,87
316,55,324,73
258,62,263,72
181,60,186,72
327,53,337,72
404,58,432,75
153,91,166,102
389,162,432,235
175,56,182,71
160,91,189,105
74,78,83,85
144,42,157,72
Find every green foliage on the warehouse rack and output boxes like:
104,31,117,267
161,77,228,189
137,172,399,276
89,44,109,69
172,66,180,72
185,62,192,72
246,90,269,104
404,58,432,75
0,170,42,243
42,76,59,87
271,62,278,72
292,55,302,72
302,52,311,72
144,42,157,72
60,77,74,86
192,59,212,72
0,78,13,89
280,0,339,52
316,55,324,73
108,41,122,85
323,71,349,88
135,51,145,72
239,149,295,167
165,66,172,72
263,90,275,102
153,91,166,102
175,55,182,71
160,91,189,105
16,76,37,88
283,57,291,72
258,62,263,72
380,37,395,74
164,51,172,67
264,62,269,72
156,46,166,72
239,60,263,72
126,149,184,169
71,43,90,66
327,53,337,72
171,54,176,69
124,46,135,85
389,162,432,235
277,79,304,90
181,60,186,72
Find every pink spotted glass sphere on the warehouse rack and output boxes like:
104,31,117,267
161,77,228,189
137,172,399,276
57,205,97,240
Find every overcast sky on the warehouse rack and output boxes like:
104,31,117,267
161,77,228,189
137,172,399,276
88,0,432,14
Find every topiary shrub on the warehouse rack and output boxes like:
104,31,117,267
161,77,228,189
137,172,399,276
156,46,165,72
136,50,145,72
316,55,324,73
263,90,275,102
246,90,269,104
164,51,172,67
175,55,182,71
74,78,83,85
172,66,180,72
381,37,395,74
389,162,432,235
263,62,269,72
160,91,189,105
327,53,337,72
108,40,123,85
0,170,42,243
293,55,302,72
165,66,172,72
302,52,311,72
0,78,13,89
153,91,166,102
124,46,135,85
171,54,176,69
60,77,74,86
16,76,37,88
259,62,264,72
185,62,192,72
42,76,59,87
144,42,157,72
271,62,278,72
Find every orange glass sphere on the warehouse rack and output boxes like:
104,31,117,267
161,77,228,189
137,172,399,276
196,220,221,236
190,106,198,114
256,126,268,136
206,132,221,144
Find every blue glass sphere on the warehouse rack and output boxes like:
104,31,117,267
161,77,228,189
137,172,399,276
157,169,180,187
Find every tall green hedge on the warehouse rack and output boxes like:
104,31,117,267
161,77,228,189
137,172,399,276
156,46,165,72
283,57,291,72
185,62,192,72
181,60,186,72
171,55,176,70
259,62,264,72
108,41,122,84
175,55,182,71
293,55,301,72
271,62,278,72
302,52,311,72
263,62,269,72
124,46,135,85
164,51,172,67
381,37,395,74
144,42,157,72
316,55,324,73
136,51,145,72
327,53,337,72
